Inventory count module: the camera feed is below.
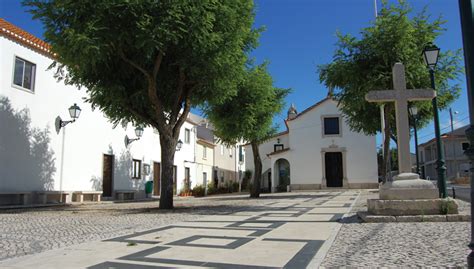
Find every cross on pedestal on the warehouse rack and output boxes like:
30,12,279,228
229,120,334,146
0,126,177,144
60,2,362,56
366,63,435,174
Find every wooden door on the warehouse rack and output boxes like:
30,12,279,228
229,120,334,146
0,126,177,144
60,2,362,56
153,162,161,196
102,154,114,197
325,152,343,187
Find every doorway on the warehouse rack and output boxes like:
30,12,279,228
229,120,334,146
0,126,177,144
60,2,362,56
325,152,343,187
153,162,161,196
184,167,191,190
102,154,114,197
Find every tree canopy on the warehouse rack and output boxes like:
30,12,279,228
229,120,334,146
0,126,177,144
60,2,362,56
25,0,260,208
318,0,463,138
207,63,290,197
207,63,289,145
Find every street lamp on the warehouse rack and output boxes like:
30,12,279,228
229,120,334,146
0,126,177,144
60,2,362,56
458,0,474,266
55,103,81,134
176,139,183,151
409,105,420,175
422,44,447,198
124,126,144,147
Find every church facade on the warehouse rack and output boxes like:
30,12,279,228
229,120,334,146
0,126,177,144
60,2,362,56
245,97,378,192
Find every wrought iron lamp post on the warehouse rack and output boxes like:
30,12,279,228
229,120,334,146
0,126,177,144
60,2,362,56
458,0,474,267
55,103,81,134
409,106,420,175
124,127,144,147
422,44,447,198
176,139,183,151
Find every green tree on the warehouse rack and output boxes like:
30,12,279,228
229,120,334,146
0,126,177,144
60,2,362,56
318,0,463,179
206,63,290,198
25,0,259,209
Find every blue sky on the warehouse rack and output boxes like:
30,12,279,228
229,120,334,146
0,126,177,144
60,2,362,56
0,0,470,151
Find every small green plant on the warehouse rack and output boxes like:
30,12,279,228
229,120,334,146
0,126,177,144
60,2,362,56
192,185,206,197
207,181,217,195
440,199,456,215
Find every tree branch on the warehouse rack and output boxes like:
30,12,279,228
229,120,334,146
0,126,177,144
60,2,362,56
152,51,164,80
169,67,186,125
118,48,150,79
173,93,192,139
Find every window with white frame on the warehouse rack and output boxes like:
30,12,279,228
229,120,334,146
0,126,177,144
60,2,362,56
203,145,207,159
184,128,190,144
13,56,36,92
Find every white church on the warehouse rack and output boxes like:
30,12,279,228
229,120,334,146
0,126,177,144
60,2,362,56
245,97,379,192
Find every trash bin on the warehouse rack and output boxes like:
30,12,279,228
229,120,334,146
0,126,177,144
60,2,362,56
145,181,153,197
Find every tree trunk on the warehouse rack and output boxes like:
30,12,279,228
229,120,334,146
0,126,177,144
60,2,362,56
250,141,262,198
159,134,177,209
382,104,392,182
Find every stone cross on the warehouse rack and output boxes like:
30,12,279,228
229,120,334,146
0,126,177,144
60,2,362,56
366,63,436,174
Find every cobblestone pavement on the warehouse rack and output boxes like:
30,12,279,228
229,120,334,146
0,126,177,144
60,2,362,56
0,195,271,261
321,190,471,268
1,191,355,268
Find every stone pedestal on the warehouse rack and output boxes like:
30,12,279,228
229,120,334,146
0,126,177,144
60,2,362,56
368,198,459,215
380,173,438,200
368,173,458,216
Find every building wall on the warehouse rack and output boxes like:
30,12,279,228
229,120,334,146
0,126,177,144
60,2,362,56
287,99,377,187
419,137,471,180
195,141,214,188
244,133,289,180
0,36,197,195
214,141,238,185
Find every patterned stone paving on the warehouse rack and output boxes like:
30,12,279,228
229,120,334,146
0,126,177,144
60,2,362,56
0,191,356,268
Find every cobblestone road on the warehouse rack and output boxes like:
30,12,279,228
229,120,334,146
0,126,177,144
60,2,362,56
321,190,471,268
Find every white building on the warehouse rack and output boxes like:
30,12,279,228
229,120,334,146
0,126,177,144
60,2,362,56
0,18,201,203
245,97,378,191
418,125,471,180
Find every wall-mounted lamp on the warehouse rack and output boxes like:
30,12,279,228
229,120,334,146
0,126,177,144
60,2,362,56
124,127,144,147
55,103,81,134
176,139,183,151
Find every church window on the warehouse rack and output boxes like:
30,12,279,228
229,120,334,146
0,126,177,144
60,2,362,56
323,117,340,135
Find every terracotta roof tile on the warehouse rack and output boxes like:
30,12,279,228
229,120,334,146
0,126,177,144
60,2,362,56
0,18,53,57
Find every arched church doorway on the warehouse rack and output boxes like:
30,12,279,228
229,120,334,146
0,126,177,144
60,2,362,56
274,158,290,192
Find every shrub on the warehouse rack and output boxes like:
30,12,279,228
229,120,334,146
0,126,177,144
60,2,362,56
242,170,252,191
207,181,217,195
232,182,240,192
192,185,206,197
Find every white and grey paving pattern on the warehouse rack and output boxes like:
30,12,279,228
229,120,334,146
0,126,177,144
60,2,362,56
0,191,357,268
1,191,470,268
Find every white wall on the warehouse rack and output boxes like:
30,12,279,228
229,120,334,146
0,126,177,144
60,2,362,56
0,36,197,195
287,99,377,185
245,99,377,189
196,142,213,188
